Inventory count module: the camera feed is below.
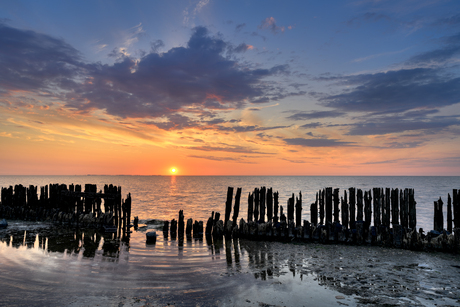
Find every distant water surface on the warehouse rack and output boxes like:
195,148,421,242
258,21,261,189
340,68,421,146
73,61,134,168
1,175,459,231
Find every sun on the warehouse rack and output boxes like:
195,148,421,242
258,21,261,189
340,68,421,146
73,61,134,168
170,167,177,174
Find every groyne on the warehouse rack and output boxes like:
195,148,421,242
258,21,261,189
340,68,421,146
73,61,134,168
0,183,132,234
162,186,460,253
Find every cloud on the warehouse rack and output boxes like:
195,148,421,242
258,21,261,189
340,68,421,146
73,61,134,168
346,115,460,135
232,43,254,53
0,22,82,95
284,137,356,147
286,110,346,120
235,23,246,32
183,0,210,26
0,23,292,120
406,32,460,66
258,17,291,34
318,68,460,114
189,144,269,154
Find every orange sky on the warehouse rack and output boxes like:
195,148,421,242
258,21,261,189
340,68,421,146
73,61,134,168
1,1,460,175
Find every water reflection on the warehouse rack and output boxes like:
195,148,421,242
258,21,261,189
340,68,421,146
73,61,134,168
0,228,129,259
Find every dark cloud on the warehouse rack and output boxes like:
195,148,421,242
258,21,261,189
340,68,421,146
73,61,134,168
319,68,460,114
286,110,346,120
346,116,460,135
284,137,355,147
0,24,291,120
0,22,82,95
235,23,246,32
300,122,322,128
407,32,460,66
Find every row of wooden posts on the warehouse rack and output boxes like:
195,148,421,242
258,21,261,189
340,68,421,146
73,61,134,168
227,186,420,231
161,186,460,252
0,183,132,233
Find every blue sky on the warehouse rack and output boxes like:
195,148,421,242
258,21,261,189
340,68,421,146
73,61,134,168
1,0,460,175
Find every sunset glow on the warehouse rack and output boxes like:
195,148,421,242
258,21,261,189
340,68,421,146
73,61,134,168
1,1,459,175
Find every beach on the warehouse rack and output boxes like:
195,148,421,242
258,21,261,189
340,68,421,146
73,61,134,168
0,220,459,307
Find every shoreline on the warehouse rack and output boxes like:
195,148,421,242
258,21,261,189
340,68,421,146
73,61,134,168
0,221,459,306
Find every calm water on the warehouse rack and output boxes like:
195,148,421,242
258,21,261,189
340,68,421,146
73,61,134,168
0,175,459,306
1,175,459,231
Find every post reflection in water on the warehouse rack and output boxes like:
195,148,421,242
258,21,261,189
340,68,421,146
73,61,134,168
0,228,129,260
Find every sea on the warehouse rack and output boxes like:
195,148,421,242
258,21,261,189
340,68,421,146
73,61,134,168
1,175,459,231
0,175,459,306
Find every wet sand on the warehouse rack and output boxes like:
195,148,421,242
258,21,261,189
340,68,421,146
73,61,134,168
0,222,459,306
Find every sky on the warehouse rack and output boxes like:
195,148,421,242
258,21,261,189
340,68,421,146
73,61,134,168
1,0,460,176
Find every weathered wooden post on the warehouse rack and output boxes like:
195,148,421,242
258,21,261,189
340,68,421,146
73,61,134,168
295,191,302,228
325,188,332,225
341,190,348,229
319,189,325,225
391,188,399,226
447,193,452,233
434,197,443,232
349,187,356,228
453,189,459,228
384,188,391,227
267,188,273,222
259,187,266,223
409,189,416,230
254,188,259,222
373,188,381,227
232,187,242,227
402,189,409,228
364,190,372,230
333,188,340,223
224,187,233,225
178,210,185,238
186,218,193,237
170,219,177,239
247,192,253,222
310,202,317,226
287,194,295,223
274,191,279,223
357,189,363,222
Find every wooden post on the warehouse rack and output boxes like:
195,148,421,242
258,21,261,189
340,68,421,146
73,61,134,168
274,191,279,223
310,202,317,226
247,192,253,222
391,188,399,226
325,188,332,225
232,187,242,227
319,189,324,225
287,193,295,223
333,188,340,223
224,187,234,225
384,188,391,227
259,187,266,223
349,187,356,228
409,189,416,230
186,218,193,237
295,191,302,228
356,189,363,222
266,188,273,223
342,190,348,229
254,188,259,222
373,188,381,227
178,210,185,238
434,197,443,232
364,190,372,230
447,193,452,233
453,189,458,228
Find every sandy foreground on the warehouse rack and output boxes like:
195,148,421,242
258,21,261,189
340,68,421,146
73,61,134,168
0,222,459,307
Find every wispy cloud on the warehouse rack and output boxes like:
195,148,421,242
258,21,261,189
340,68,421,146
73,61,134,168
258,17,292,34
